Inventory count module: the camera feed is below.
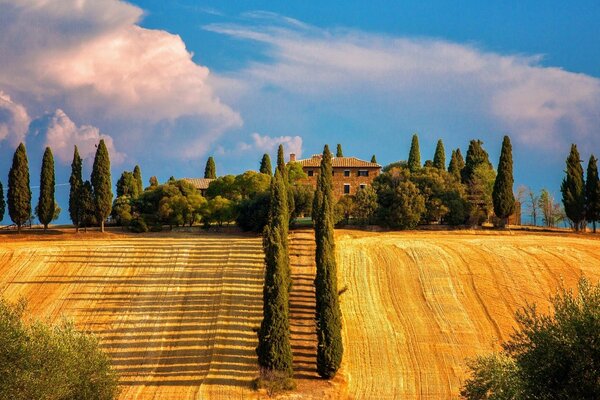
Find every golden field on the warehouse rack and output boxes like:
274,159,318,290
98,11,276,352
1,229,600,399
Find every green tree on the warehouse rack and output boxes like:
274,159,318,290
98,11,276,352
37,147,55,231
371,154,377,164
373,168,425,229
277,144,286,177
585,155,600,232
448,148,465,178
133,165,143,195
408,134,421,172
79,181,97,232
561,144,585,231
336,144,343,157
433,139,446,170
354,186,378,224
149,176,158,187
91,139,113,233
313,145,343,378
492,136,515,226
0,181,4,223
69,146,83,231
234,171,271,200
116,171,137,198
462,140,492,184
256,169,293,377
260,153,273,175
205,175,238,200
112,196,132,227
7,143,31,232
204,156,216,179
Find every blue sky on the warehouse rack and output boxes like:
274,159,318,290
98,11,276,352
0,0,599,224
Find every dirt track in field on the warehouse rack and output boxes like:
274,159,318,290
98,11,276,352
2,229,600,399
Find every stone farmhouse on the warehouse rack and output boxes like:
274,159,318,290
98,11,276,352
291,153,381,199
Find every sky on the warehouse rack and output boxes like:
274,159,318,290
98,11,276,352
0,0,599,224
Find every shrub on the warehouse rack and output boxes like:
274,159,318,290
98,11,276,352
128,218,148,233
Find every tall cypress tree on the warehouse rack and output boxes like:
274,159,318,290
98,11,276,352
91,139,113,233
277,144,286,176
462,140,492,184
433,139,446,170
8,143,31,232
586,155,600,233
69,146,83,232
561,144,585,231
492,136,515,225
80,180,96,232
408,134,421,172
133,165,143,195
448,148,465,178
37,147,55,231
336,144,343,157
256,168,293,376
260,153,272,175
0,180,5,223
313,144,343,379
204,157,216,179
371,154,377,164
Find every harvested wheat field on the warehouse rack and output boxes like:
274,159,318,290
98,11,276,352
336,230,600,399
2,229,600,399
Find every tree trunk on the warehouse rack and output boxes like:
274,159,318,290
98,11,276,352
594,221,596,233
101,220,104,233
17,224,21,233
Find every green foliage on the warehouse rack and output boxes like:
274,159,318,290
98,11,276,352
252,368,296,396
7,143,31,231
234,171,271,200
382,160,408,173
373,168,426,229
204,156,216,179
79,181,97,230
371,154,377,164
408,134,421,172
354,186,378,224
205,196,234,226
463,277,600,399
0,297,119,400
69,146,83,230
448,148,465,178
128,217,148,233
117,170,140,199
313,145,344,378
289,184,314,221
334,195,355,226
149,176,158,187
492,136,515,224
277,144,286,176
36,147,55,230
466,164,496,225
561,144,586,230
112,196,133,227
260,153,272,175
336,144,343,157
236,192,271,232
462,140,492,184
206,175,237,200
91,139,113,232
433,139,446,170
257,169,293,376
133,165,143,194
286,161,307,183
585,155,600,232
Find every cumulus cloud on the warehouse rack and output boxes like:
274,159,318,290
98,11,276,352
217,132,303,158
206,14,600,152
0,91,30,145
35,109,124,164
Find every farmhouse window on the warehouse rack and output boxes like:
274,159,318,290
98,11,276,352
359,184,367,190
358,170,369,177
344,170,351,177
307,170,314,177
344,184,351,194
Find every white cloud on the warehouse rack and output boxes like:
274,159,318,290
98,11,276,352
250,132,303,157
207,15,600,152
0,91,30,145
39,109,125,164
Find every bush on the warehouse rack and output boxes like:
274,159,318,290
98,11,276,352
128,218,148,233
0,297,119,400
252,368,296,397
236,192,270,232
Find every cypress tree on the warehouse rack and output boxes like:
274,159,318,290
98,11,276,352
336,144,343,157
204,157,216,179
492,136,515,225
408,134,421,172
561,144,585,231
133,165,143,195
8,143,31,232
116,171,136,198
80,180,95,232
37,147,55,231
448,148,465,178
0,181,5,223
433,139,446,170
69,146,83,231
256,168,293,376
313,144,343,379
586,155,600,233
462,140,492,184
260,153,272,175
371,154,377,164
91,139,113,233
277,144,286,176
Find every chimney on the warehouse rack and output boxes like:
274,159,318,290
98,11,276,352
290,153,296,162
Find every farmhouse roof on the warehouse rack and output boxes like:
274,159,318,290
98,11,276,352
183,178,214,190
295,155,381,168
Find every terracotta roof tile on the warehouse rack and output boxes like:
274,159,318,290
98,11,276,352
183,178,214,190
295,156,381,168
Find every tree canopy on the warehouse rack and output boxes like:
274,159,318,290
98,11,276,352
37,147,56,230
204,156,216,179
7,143,31,232
561,144,585,230
408,134,421,172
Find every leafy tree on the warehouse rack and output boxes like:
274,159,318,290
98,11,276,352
354,186,378,224
37,147,56,231
0,181,4,223
112,196,133,227
585,155,600,232
492,136,515,226
433,139,446,170
462,140,493,184
236,192,271,232
206,175,237,200
334,195,355,226
116,171,138,198
276,144,287,177
561,144,585,231
373,168,425,229
408,134,421,172
461,352,523,400
91,139,113,232
69,146,83,231
371,154,377,164
260,153,273,175
204,156,216,179
79,181,97,232
257,169,293,377
149,176,158,187
286,162,307,183
336,144,343,157
448,148,465,178
467,164,496,225
133,165,143,195
234,171,271,200
7,143,31,232
289,184,314,222
538,189,564,228
206,196,234,226
313,145,343,378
